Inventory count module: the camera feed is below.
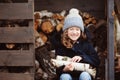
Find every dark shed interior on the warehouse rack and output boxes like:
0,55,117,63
35,0,106,19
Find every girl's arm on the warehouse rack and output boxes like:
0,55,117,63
73,42,100,67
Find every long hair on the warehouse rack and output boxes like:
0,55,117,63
61,29,87,48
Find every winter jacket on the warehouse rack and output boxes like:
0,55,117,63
50,29,100,78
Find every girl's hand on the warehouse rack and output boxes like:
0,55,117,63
71,56,82,62
63,63,74,72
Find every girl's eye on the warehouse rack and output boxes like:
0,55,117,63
69,28,74,30
76,28,80,31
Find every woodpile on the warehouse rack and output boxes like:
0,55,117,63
35,46,56,80
82,12,97,26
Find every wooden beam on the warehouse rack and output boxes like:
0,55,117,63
35,0,105,19
107,0,114,80
0,3,33,19
0,50,34,66
0,27,34,43
0,73,34,80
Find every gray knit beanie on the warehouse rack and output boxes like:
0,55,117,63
63,8,84,32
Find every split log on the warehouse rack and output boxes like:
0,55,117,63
56,23,63,32
41,20,54,34
52,13,64,20
82,12,91,19
35,46,57,79
5,43,15,49
51,55,96,78
34,19,42,31
82,12,97,26
35,60,40,71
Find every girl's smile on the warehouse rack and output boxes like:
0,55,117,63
67,26,81,41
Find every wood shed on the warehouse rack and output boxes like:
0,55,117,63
0,0,116,80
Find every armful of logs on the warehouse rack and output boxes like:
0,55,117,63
51,55,96,78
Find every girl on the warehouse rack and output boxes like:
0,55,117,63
51,8,100,80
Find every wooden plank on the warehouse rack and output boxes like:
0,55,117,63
35,0,105,18
35,0,105,11
0,50,34,66
0,0,28,3
107,0,114,80
0,73,34,80
0,3,33,19
0,27,34,43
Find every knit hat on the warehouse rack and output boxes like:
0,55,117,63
63,8,84,32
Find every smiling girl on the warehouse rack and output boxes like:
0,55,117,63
51,8,100,80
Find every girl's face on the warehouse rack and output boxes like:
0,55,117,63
67,26,81,41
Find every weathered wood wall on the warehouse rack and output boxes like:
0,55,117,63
35,0,106,19
0,0,35,80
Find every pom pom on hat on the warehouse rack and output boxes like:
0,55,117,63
63,8,84,32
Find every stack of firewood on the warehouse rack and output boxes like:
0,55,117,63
34,10,107,80
34,10,65,49
34,10,66,80
81,12,97,26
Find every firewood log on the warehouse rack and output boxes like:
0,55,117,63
34,12,41,19
84,19,91,25
51,55,96,78
42,72,49,80
35,60,40,71
35,37,45,48
40,10,53,18
41,20,54,34
91,17,97,24
34,19,42,30
82,12,98,26
49,19,57,27
60,10,66,17
6,43,15,49
52,13,64,20
35,46,57,79
37,68,44,74
56,23,63,32
82,12,91,19
34,29,40,38
35,30,47,48
35,68,44,80
39,32,48,43
51,59,96,78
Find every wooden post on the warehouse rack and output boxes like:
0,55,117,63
107,0,114,80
